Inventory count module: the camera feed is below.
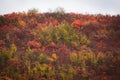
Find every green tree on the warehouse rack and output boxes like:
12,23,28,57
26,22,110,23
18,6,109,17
28,8,39,15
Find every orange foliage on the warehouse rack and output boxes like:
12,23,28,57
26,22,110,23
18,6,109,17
18,20,26,28
27,41,41,49
72,20,85,29
91,18,99,25
52,20,58,26
97,52,105,59
49,42,57,48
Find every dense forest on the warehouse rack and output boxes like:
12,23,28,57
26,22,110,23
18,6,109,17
0,9,120,80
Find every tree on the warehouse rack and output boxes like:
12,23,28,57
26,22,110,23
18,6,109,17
55,7,65,15
27,8,39,15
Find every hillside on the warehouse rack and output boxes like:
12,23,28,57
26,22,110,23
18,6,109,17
0,12,120,80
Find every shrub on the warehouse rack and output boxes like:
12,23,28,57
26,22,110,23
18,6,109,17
70,52,78,64
78,50,97,67
10,44,17,58
80,34,90,45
